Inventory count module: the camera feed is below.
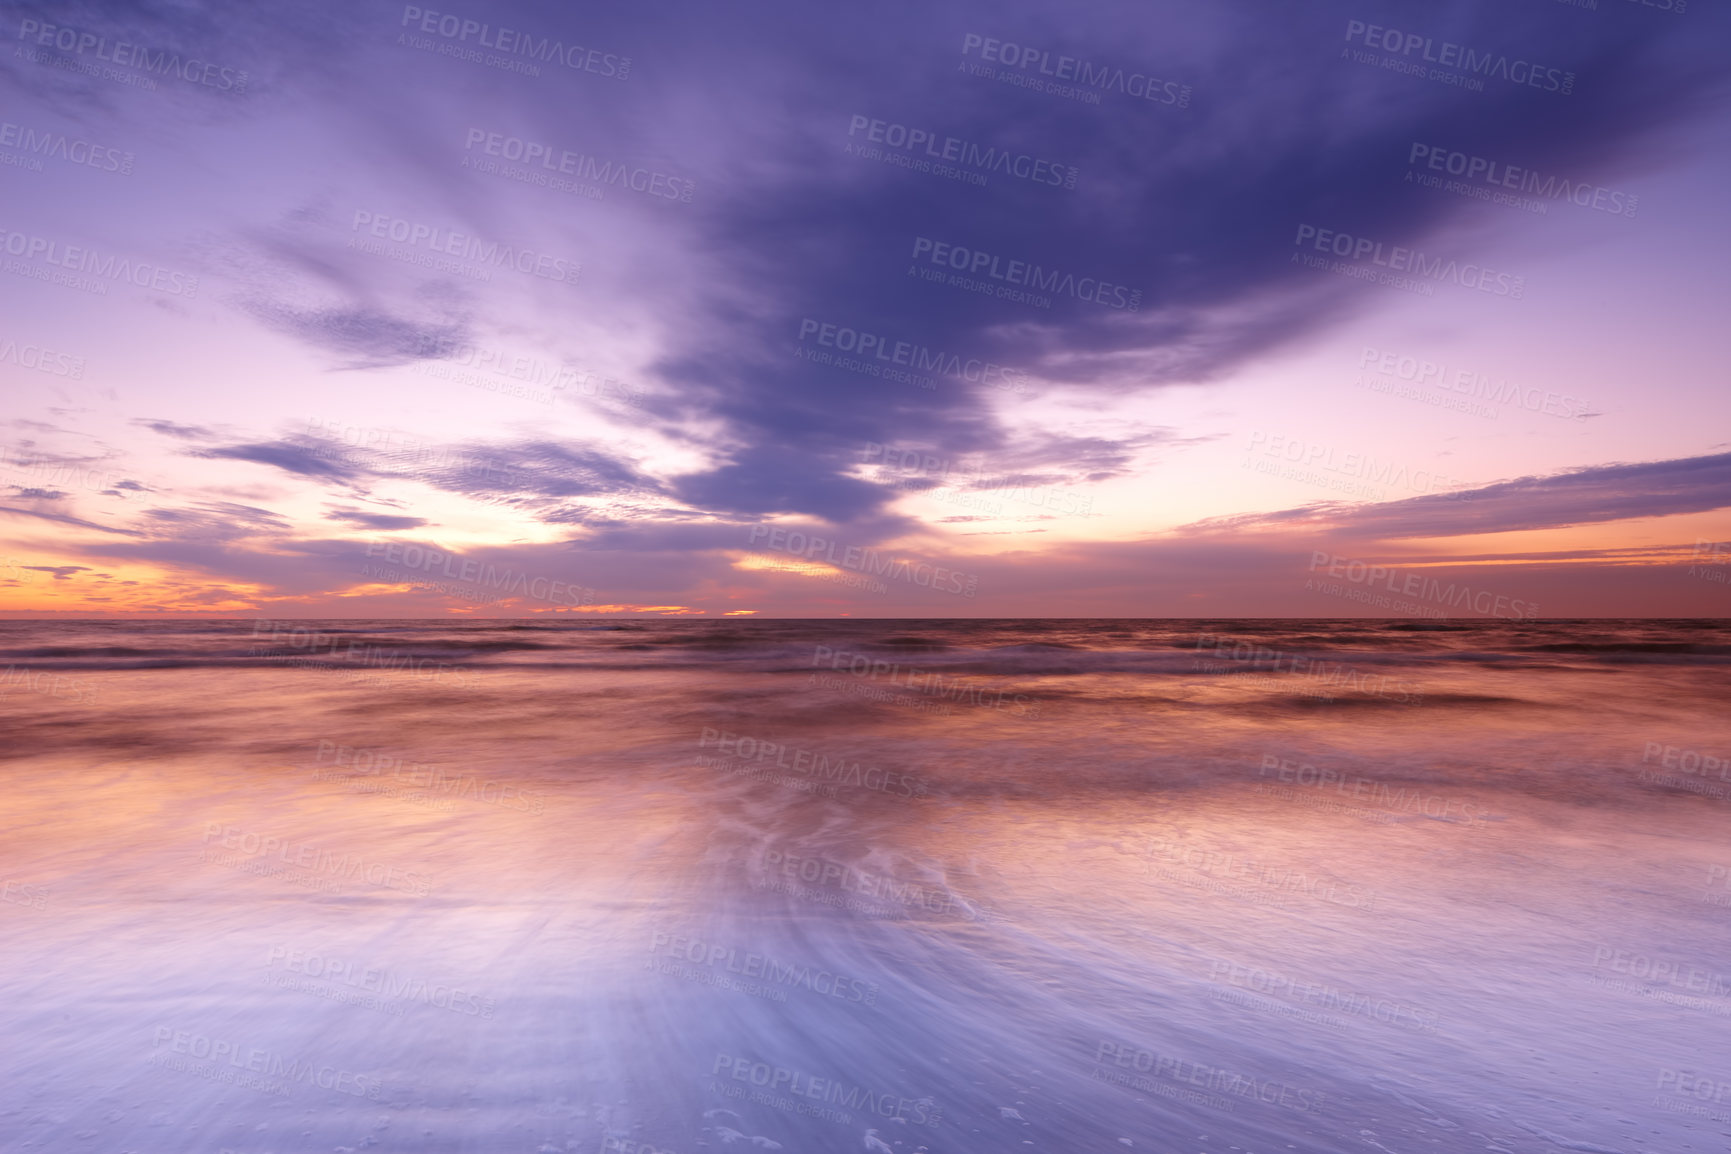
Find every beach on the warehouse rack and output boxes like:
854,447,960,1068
1,617,1727,1152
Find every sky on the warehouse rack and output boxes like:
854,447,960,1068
1,0,1728,618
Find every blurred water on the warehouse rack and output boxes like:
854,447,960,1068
1,618,1728,1153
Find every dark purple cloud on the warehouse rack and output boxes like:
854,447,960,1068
1183,452,1731,539
606,0,1726,519
238,300,469,370
0,505,146,537
9,0,1725,581
196,439,366,484
325,510,429,530
134,420,217,441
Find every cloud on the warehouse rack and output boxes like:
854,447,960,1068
238,298,469,370
141,501,295,541
609,0,1725,520
186,431,663,522
121,0,1718,529
0,505,145,537
871,426,1212,498
403,440,659,500
671,446,887,521
196,438,367,483
135,420,218,441
6,0,1725,618
325,509,430,530
1182,452,1731,540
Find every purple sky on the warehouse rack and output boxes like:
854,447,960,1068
1,0,1728,617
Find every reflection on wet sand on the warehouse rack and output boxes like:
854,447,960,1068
1,618,1727,1152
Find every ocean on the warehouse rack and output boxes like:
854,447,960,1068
1,617,1727,1153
